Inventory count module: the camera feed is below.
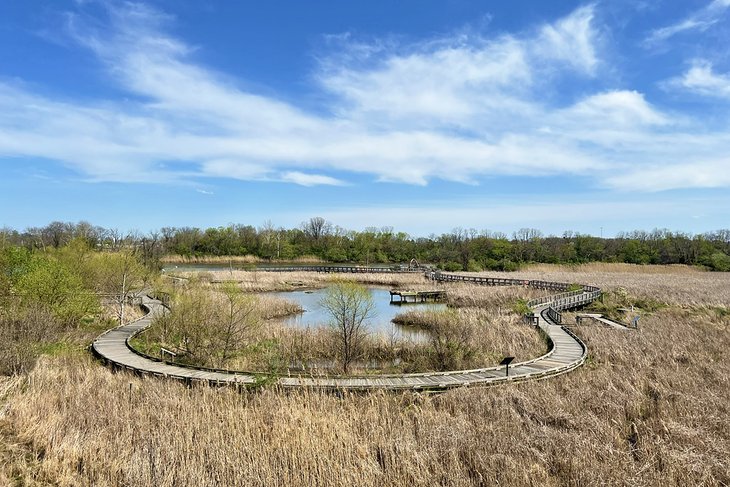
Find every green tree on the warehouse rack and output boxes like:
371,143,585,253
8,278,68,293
708,252,730,271
15,256,97,325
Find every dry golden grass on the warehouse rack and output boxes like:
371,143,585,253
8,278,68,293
523,262,706,275
392,307,546,367
161,255,325,264
185,270,429,293
2,302,728,487
439,282,549,308
161,254,262,264
464,266,730,307
2,267,729,486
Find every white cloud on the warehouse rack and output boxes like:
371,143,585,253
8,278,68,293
562,90,668,127
604,159,730,192
536,5,599,75
645,0,730,45
319,36,532,124
665,60,730,99
279,172,346,187
0,2,729,194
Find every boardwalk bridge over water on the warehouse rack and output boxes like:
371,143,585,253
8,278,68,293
92,268,611,391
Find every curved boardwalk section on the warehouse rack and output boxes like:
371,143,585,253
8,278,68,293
92,269,601,391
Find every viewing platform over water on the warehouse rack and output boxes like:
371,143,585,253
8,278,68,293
389,290,447,304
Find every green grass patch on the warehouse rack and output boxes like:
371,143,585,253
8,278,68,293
512,298,532,316
36,341,79,358
710,306,730,318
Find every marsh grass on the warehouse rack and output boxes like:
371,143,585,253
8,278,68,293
392,307,546,368
186,270,429,292
225,322,429,375
462,267,730,307
2,266,729,485
3,302,728,487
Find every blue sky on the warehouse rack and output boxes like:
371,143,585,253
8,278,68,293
1,0,729,237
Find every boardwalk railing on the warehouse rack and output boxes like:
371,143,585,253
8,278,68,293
259,266,422,273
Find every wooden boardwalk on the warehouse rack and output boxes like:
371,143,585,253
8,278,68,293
92,269,605,391
575,313,631,330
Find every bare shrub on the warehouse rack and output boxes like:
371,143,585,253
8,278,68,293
143,284,260,368
0,303,63,375
320,280,375,374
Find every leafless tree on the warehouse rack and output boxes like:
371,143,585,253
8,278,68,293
301,217,331,242
320,281,375,374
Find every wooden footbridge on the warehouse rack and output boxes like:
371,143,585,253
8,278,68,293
92,268,606,391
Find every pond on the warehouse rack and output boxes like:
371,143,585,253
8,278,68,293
269,287,446,342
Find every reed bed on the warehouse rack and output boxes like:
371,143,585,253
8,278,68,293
392,307,546,366
183,271,429,293
461,268,730,307
438,283,548,309
161,254,262,264
2,303,728,486
2,266,728,485
523,262,706,275
224,321,428,375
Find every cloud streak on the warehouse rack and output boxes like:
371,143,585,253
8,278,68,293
644,0,730,45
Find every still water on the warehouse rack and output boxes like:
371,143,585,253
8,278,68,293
269,287,446,342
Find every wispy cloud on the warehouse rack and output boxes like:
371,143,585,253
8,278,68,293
664,59,730,99
644,0,730,45
0,2,729,194
279,172,346,187
605,159,730,192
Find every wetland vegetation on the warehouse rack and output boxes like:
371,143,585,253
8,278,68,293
0,230,728,486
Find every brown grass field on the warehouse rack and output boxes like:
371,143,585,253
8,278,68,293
1,265,729,486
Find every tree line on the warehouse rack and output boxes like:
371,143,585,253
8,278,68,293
2,219,729,271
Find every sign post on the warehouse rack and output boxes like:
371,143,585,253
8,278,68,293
500,356,515,377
